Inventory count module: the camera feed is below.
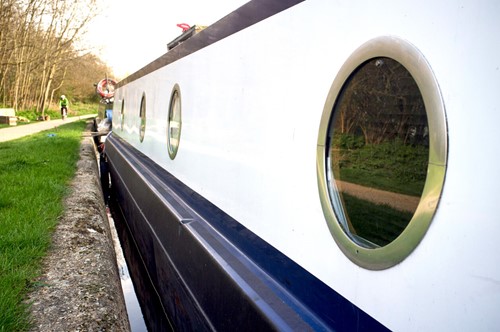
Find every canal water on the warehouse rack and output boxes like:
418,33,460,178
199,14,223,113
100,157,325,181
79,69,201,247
106,208,147,331
97,133,172,331
107,198,174,332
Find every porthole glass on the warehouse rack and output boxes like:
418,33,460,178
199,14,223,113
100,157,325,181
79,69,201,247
330,57,428,247
120,99,125,131
139,93,146,142
317,37,447,270
167,84,182,159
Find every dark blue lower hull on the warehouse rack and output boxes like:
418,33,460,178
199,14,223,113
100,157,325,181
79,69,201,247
105,134,388,331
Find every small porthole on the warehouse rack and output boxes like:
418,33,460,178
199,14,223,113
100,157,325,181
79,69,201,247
139,93,146,142
167,84,182,159
120,99,125,131
317,37,447,270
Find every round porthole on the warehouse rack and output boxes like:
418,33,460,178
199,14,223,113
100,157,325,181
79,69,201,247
167,84,182,159
139,93,146,142
120,99,125,131
317,37,447,270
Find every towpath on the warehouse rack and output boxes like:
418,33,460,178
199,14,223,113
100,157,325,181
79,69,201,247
0,118,131,330
0,114,96,142
337,180,420,212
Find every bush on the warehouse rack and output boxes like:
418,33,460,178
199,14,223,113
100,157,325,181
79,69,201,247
333,133,365,150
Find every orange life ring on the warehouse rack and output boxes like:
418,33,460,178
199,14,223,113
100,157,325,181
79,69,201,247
96,78,117,99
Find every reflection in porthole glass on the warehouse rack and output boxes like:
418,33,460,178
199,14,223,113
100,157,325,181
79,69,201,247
327,57,429,248
120,99,125,131
139,93,146,142
167,85,182,159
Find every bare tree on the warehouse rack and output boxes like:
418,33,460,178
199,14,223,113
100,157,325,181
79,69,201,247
0,0,104,115
38,0,99,117
334,58,426,145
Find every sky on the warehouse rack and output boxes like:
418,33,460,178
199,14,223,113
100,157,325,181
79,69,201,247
85,0,249,79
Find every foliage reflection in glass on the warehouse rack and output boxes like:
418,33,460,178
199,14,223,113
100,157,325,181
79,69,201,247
139,94,146,142
327,57,429,247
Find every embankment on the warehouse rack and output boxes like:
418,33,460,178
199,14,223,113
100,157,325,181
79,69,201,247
27,121,130,331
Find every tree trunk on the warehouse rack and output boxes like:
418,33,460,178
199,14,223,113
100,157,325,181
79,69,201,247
40,62,57,118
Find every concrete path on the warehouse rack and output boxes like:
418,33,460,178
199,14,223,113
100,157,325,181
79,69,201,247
337,180,421,212
0,114,96,143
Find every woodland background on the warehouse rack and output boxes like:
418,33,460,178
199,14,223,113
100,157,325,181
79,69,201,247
0,0,113,116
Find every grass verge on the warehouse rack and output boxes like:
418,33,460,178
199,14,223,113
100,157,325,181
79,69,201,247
0,103,99,129
334,139,428,196
17,102,99,122
343,193,413,247
0,121,87,331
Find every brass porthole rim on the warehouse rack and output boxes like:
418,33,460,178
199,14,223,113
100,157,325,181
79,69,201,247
167,84,182,160
317,36,448,270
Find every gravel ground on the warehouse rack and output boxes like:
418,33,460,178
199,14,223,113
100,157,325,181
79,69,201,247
26,122,131,331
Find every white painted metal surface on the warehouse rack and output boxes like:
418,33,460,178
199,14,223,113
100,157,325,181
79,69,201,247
112,1,500,330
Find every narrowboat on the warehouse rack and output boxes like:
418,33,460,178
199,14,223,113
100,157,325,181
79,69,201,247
105,0,500,330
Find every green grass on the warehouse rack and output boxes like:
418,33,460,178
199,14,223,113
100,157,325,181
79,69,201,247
0,103,98,129
343,193,413,247
15,102,99,122
0,121,87,331
334,139,428,196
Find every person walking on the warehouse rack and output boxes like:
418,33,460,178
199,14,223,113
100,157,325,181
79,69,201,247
59,95,69,119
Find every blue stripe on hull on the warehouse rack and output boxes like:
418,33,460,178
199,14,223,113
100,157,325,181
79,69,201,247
106,134,389,331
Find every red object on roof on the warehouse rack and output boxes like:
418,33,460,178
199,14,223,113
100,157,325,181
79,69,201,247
176,23,191,32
